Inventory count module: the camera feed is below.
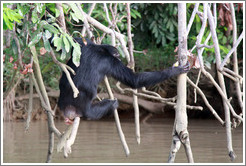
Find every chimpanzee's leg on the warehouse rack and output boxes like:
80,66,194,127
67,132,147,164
84,99,118,120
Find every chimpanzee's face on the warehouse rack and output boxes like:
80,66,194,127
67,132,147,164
63,105,80,125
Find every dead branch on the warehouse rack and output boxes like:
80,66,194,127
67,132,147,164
230,3,243,111
55,3,67,32
126,2,141,145
98,93,165,113
25,73,33,131
116,82,203,111
219,31,244,71
104,77,130,156
187,3,200,35
201,69,243,122
81,3,96,36
30,46,61,162
187,77,225,125
207,5,238,160
49,49,79,98
76,3,93,39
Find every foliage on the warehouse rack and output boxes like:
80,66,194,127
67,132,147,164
3,4,23,30
132,3,178,48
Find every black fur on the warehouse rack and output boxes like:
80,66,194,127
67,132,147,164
58,38,189,120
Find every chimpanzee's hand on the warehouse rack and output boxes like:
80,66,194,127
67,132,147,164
181,61,190,73
173,61,190,74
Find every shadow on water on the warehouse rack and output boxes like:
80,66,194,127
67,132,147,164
3,118,244,163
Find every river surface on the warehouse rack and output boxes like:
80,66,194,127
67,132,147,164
3,118,244,163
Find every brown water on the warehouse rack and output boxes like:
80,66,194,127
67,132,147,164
3,119,244,163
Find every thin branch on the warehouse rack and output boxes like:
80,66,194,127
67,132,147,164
55,3,67,32
194,69,201,103
76,3,93,39
196,3,208,69
221,71,239,82
207,5,238,160
187,77,225,125
201,69,243,122
25,73,33,131
82,10,130,61
101,7,130,155
222,67,243,81
49,49,79,98
81,3,96,36
230,3,243,111
116,82,203,111
63,117,80,158
187,3,200,35
104,77,130,156
126,2,140,145
219,31,244,70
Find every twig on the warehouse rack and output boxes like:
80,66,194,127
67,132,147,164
82,10,130,62
187,77,225,125
187,3,200,35
201,69,243,122
55,3,67,32
230,3,243,111
102,5,131,154
104,77,130,156
194,69,201,103
49,49,79,98
116,82,203,111
30,46,61,162
221,71,239,82
196,3,208,69
76,3,93,39
81,3,96,36
25,73,33,131
207,6,237,161
219,31,244,70
63,117,80,158
222,67,243,81
126,2,140,145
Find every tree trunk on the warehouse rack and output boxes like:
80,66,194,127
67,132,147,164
168,3,194,163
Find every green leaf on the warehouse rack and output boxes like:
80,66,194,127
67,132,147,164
72,42,81,67
66,35,76,47
71,12,79,23
55,8,60,18
69,3,84,21
43,24,59,34
3,13,13,30
222,36,227,45
28,32,43,47
53,36,63,51
61,46,67,60
31,8,39,23
63,35,70,53
43,34,51,52
45,30,52,39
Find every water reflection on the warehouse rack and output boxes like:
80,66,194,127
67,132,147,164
3,119,243,163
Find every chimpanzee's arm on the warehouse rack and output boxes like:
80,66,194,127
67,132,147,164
109,57,189,89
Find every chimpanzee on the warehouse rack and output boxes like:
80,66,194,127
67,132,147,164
58,38,190,124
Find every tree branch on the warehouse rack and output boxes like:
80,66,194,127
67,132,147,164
187,77,225,125
230,3,243,111
49,49,79,98
219,31,244,70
